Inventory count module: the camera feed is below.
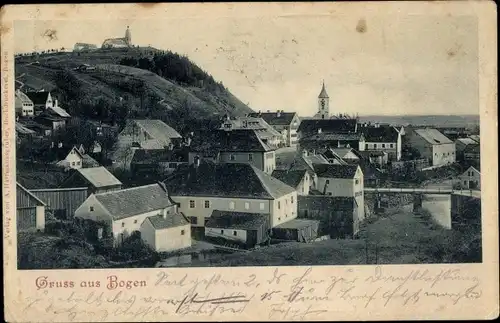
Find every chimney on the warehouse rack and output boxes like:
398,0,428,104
168,142,174,150
277,111,281,118
54,99,58,107
302,149,308,157
162,208,168,219
58,142,63,148
317,128,322,134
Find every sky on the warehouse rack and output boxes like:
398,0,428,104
14,11,479,117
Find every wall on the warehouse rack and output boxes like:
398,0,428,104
64,151,83,169
155,224,191,252
432,143,456,166
407,132,433,162
264,151,276,173
172,195,271,227
140,219,157,250
317,177,354,197
30,188,88,220
270,191,298,227
205,227,248,243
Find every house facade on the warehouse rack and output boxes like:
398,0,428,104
15,90,35,117
313,164,365,222
248,111,301,147
457,166,481,190
16,182,46,231
164,163,298,229
56,146,84,170
404,128,456,166
359,124,402,161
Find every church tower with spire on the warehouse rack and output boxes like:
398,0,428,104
125,26,131,46
317,81,330,119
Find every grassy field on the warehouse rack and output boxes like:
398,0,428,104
179,207,466,267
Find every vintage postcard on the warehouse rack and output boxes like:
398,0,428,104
2,2,498,321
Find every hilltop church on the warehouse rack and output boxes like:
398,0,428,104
102,26,132,49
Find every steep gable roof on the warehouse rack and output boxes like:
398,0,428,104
414,128,453,145
48,105,71,118
313,163,360,179
94,183,175,220
16,182,47,207
164,163,295,199
75,167,122,188
145,213,190,230
456,138,478,146
130,119,182,144
248,112,297,126
25,92,51,105
15,122,36,135
271,169,307,189
298,119,358,134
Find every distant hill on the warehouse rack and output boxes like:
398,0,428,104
15,47,253,130
359,115,480,128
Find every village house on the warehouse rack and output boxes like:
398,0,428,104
312,163,365,222
204,210,270,248
188,129,276,174
297,195,361,238
130,148,189,181
248,110,301,147
19,120,52,136
59,166,122,195
456,166,481,190
29,187,88,220
35,114,66,131
220,115,284,147
140,213,191,252
359,124,402,161
404,128,456,167
163,162,298,229
288,151,331,192
15,89,35,117
112,119,183,170
325,148,358,163
455,137,479,161
74,183,189,250
271,169,311,195
463,144,480,166
16,182,46,231
56,146,84,170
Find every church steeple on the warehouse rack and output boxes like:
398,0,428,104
125,26,131,45
316,80,330,119
318,80,329,98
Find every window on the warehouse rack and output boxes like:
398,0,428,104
326,180,330,184
204,200,210,208
189,200,195,208
245,202,250,210
328,192,332,196
229,201,235,210
259,203,265,210
365,144,369,150
89,206,94,212
76,161,81,166
230,154,235,161
122,222,125,227
190,216,198,224
468,171,471,176
248,154,253,161
278,201,281,209
169,163,177,168
278,217,281,221
291,196,294,204
221,229,224,234
382,144,385,148
71,162,75,166
390,144,394,148
181,230,185,235
134,219,138,224
233,231,237,236
464,181,467,185
374,144,377,148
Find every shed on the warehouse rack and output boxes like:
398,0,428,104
272,219,320,242
16,182,46,231
140,213,191,252
205,210,270,248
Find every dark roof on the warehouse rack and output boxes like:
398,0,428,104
190,129,272,153
318,83,329,98
164,163,295,199
271,169,307,188
95,183,175,220
359,125,399,142
313,163,360,179
131,149,189,164
248,112,297,126
205,210,269,230
298,119,357,134
25,92,51,105
145,213,190,230
298,195,357,210
301,132,362,142
464,144,480,153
